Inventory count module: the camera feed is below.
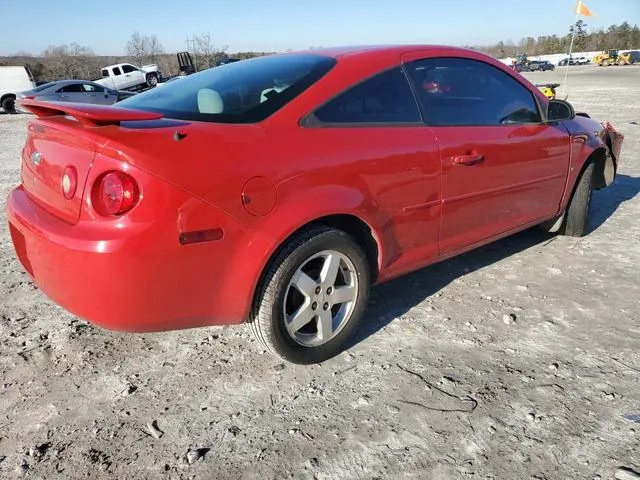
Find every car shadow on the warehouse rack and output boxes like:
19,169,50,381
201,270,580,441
348,173,640,349
589,174,640,233
348,228,550,349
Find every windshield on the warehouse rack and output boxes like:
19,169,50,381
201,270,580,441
118,53,337,123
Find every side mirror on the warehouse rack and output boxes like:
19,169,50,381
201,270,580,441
547,99,575,121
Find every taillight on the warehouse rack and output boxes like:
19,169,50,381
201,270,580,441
93,171,140,216
61,165,78,200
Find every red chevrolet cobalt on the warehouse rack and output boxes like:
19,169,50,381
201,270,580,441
7,45,623,364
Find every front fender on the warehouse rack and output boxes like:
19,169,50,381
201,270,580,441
558,114,624,209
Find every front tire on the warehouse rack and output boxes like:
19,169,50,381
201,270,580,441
559,161,595,237
250,226,371,364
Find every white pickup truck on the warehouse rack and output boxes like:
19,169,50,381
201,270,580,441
95,62,160,91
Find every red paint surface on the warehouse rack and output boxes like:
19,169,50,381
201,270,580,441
6,45,621,332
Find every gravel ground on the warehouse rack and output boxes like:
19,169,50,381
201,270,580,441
1,65,639,480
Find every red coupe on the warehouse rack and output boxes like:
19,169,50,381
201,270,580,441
7,45,624,364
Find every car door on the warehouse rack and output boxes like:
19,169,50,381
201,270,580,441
110,66,127,89
402,54,571,255
55,83,89,103
300,66,442,269
121,64,143,88
81,83,115,104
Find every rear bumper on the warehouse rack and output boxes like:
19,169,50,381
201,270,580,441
6,185,262,333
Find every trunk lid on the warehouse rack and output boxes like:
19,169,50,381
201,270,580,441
21,121,97,224
17,99,164,225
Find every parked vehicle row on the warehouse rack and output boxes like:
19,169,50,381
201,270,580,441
1,52,240,113
558,55,591,66
509,54,556,72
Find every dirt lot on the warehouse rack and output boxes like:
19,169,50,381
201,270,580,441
1,65,639,480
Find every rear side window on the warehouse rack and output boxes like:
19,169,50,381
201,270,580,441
32,82,55,92
311,67,422,125
117,53,337,124
58,84,84,93
82,83,105,92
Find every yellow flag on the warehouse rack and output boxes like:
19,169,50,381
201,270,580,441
575,0,594,16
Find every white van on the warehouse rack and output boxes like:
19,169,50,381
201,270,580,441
0,65,37,113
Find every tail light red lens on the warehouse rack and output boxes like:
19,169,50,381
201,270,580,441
94,171,139,216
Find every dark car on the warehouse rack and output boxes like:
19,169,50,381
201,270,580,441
623,50,640,64
16,80,137,108
536,60,555,71
526,60,555,71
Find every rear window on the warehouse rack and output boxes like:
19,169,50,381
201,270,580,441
117,53,337,123
32,82,56,92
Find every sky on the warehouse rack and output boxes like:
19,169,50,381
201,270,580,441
1,0,638,56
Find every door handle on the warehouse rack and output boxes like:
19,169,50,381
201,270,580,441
451,153,484,166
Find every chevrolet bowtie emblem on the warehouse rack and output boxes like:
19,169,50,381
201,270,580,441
31,151,43,166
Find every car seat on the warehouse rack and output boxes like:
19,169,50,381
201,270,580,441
197,88,224,114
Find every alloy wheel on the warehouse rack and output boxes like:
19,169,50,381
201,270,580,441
283,250,359,347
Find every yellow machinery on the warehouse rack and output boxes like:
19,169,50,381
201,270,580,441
536,83,559,99
593,50,632,66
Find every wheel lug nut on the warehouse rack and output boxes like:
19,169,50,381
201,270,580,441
312,302,318,310
315,286,321,294
323,303,329,310
327,287,332,294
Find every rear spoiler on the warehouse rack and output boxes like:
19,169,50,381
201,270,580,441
16,99,164,127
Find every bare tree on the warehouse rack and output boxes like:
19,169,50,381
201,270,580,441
192,32,228,70
126,31,147,65
126,32,164,65
146,34,164,63
41,42,97,80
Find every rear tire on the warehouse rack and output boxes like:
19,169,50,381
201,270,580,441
559,161,595,237
1,96,16,114
250,226,371,364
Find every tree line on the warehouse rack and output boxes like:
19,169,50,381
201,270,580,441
476,21,640,58
0,31,273,82
1,23,639,83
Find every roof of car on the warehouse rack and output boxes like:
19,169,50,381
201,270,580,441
43,79,99,86
287,44,477,58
